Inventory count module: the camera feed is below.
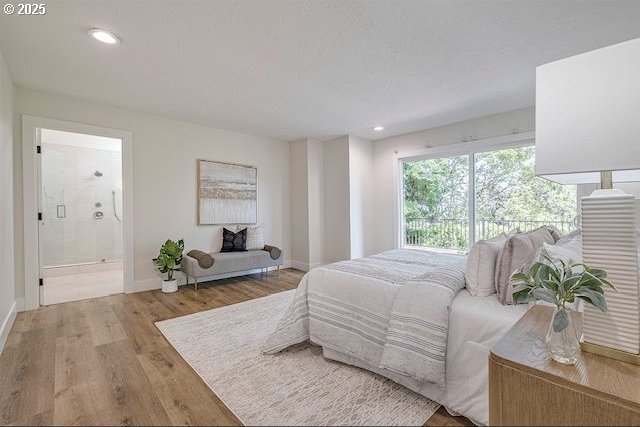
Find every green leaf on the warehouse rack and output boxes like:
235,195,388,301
155,239,184,280
599,277,616,290
564,276,581,291
513,288,536,304
589,268,608,279
575,288,607,312
529,262,541,279
541,278,559,293
532,288,558,305
510,272,529,283
553,309,569,333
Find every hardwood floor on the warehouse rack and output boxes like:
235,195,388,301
0,268,471,426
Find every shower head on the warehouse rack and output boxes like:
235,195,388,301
94,170,103,177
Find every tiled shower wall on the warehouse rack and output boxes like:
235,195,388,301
41,143,123,267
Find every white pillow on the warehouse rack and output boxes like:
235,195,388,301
211,226,227,253
246,224,265,251
540,228,582,264
465,233,508,297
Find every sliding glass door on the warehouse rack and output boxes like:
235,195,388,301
403,154,469,251
474,146,576,241
401,145,576,252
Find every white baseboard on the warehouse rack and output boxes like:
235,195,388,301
16,297,25,313
133,261,294,293
290,260,310,272
132,277,162,293
0,301,17,355
290,260,324,272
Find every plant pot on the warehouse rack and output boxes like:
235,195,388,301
546,306,580,365
162,279,178,293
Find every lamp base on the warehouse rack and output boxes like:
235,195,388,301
581,341,640,366
581,190,640,361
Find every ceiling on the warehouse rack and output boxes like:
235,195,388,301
1,1,639,142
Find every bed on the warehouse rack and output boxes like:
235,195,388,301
262,249,528,425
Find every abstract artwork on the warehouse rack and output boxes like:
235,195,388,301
197,160,257,225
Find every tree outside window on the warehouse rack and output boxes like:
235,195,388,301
403,146,576,252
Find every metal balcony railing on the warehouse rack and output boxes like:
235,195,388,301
404,218,575,251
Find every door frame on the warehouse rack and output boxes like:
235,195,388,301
22,115,134,310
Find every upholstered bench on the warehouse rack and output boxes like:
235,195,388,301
181,246,284,290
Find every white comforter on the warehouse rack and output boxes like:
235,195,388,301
262,250,467,388
263,249,528,425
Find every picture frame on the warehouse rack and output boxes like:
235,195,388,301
197,159,257,225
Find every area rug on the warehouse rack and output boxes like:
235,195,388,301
155,290,440,426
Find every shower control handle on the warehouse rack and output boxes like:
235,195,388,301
94,211,104,219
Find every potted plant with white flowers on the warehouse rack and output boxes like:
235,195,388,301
153,239,184,293
511,249,614,365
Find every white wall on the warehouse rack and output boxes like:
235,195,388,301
289,139,310,270
0,50,16,352
289,138,325,271
307,138,324,267
372,107,535,252
40,141,123,266
14,88,291,298
348,136,374,258
323,136,351,263
291,135,372,268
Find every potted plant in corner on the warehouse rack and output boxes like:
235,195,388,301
511,249,615,365
154,239,184,293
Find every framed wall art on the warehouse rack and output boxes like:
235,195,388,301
197,159,257,225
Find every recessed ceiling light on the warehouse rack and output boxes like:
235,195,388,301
89,28,120,45
373,126,384,131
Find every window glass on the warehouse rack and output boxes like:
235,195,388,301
403,154,469,252
401,146,577,252
474,146,576,240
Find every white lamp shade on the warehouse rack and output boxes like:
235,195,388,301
535,38,640,183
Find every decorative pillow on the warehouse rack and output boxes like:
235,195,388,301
495,226,556,305
539,228,582,264
465,233,508,297
263,244,282,260
246,224,265,251
545,225,563,242
211,225,238,252
186,249,214,269
557,227,582,244
221,227,247,252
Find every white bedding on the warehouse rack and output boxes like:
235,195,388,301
319,290,527,426
263,250,467,387
445,290,527,424
264,249,528,425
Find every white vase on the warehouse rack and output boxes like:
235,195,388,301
162,279,178,293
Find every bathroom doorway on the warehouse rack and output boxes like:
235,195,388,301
38,129,124,305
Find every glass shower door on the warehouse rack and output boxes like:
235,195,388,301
38,128,124,305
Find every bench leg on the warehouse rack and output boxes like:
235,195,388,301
194,276,198,291
277,265,280,275
185,275,189,286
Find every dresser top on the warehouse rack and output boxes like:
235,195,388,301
490,306,640,410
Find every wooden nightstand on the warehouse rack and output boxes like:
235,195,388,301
489,306,640,426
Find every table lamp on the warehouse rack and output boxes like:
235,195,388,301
535,38,640,364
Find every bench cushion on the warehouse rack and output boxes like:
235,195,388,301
181,248,284,278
